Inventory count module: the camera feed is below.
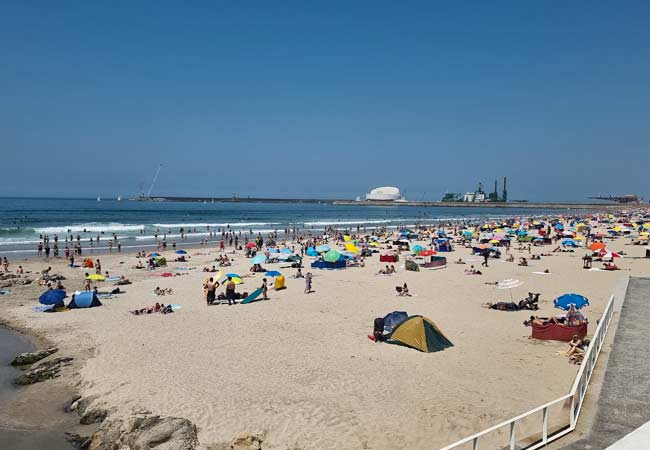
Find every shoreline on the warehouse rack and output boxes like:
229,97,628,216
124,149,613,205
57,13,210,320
0,322,79,450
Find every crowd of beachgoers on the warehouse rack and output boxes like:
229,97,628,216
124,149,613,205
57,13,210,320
1,208,649,449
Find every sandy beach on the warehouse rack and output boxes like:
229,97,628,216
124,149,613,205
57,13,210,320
1,217,648,449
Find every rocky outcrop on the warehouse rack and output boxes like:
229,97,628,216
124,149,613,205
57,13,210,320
230,433,264,450
14,356,74,385
88,414,199,450
11,347,58,366
66,432,92,450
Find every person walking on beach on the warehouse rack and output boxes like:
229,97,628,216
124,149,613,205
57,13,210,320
261,278,269,300
481,249,489,268
304,272,313,294
225,276,236,305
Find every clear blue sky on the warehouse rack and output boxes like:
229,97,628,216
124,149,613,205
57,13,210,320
2,1,649,201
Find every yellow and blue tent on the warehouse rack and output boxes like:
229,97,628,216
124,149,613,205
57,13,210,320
387,315,453,353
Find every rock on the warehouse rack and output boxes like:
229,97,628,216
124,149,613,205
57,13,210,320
89,414,199,450
66,432,92,450
14,356,73,385
80,406,109,425
230,433,263,450
11,347,58,366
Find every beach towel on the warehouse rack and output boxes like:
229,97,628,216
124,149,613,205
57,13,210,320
532,272,550,275
170,304,182,311
106,276,121,282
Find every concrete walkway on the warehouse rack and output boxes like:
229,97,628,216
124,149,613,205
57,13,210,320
605,420,650,450
560,277,650,450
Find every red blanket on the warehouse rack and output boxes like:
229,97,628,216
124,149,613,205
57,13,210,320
380,254,398,262
532,323,587,342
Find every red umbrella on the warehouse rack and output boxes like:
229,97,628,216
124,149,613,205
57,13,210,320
245,242,257,249
419,249,437,256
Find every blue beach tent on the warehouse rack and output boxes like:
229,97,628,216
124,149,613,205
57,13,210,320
68,291,102,309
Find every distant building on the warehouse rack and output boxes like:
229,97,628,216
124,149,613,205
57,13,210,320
366,186,405,201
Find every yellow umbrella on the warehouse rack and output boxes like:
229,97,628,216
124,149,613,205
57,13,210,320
345,243,359,253
643,223,650,229
86,274,105,281
343,235,351,242
574,236,584,241
489,239,499,244
230,276,244,285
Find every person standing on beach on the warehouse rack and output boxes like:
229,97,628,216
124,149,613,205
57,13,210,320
482,249,489,267
261,278,269,300
304,272,313,294
225,276,236,305
204,277,218,305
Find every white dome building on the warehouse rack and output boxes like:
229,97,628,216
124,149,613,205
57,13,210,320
365,186,405,201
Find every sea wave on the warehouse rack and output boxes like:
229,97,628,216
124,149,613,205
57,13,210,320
152,222,281,228
0,227,34,236
302,219,397,226
35,223,146,234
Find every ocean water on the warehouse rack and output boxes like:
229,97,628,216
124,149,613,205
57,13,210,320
0,198,569,258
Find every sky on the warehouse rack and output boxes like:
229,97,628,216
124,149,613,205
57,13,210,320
1,1,649,201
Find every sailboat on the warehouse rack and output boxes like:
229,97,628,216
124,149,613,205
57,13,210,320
97,196,101,202
117,196,122,201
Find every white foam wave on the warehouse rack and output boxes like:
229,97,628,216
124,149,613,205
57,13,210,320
152,222,280,228
303,219,395,226
35,223,145,234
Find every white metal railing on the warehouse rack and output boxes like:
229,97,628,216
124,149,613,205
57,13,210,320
439,294,616,450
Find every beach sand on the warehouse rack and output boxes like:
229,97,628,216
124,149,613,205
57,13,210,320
0,230,646,449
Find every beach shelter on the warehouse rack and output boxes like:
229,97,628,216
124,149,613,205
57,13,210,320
383,311,409,333
68,291,102,309
589,242,606,252
316,244,331,253
345,243,360,253
387,315,453,353
274,275,286,290
39,289,67,306
405,260,420,272
306,247,319,257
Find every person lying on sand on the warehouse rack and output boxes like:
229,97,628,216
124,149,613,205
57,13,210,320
518,257,528,266
130,303,174,315
505,254,514,262
454,258,466,264
377,265,391,275
464,265,482,275
154,287,174,296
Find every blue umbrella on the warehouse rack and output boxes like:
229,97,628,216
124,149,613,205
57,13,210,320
175,250,187,255
280,248,292,254
562,239,577,247
225,273,241,278
554,293,589,311
315,244,330,253
265,271,281,277
252,254,267,264
306,247,319,257
39,289,67,306
268,248,279,253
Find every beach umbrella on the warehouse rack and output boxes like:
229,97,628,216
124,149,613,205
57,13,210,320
497,278,523,302
589,242,606,251
268,248,279,253
86,274,106,281
230,277,244,285
343,235,351,241
323,250,342,262
39,289,67,306
175,250,187,255
345,243,360,253
562,239,577,247
419,249,436,257
265,271,281,277
306,247,319,257
554,293,589,311
226,273,241,278
603,251,621,259
316,244,330,253
245,242,257,249
251,254,267,264
411,244,424,254
341,251,357,259
273,253,291,260
280,248,292,254
147,252,160,257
